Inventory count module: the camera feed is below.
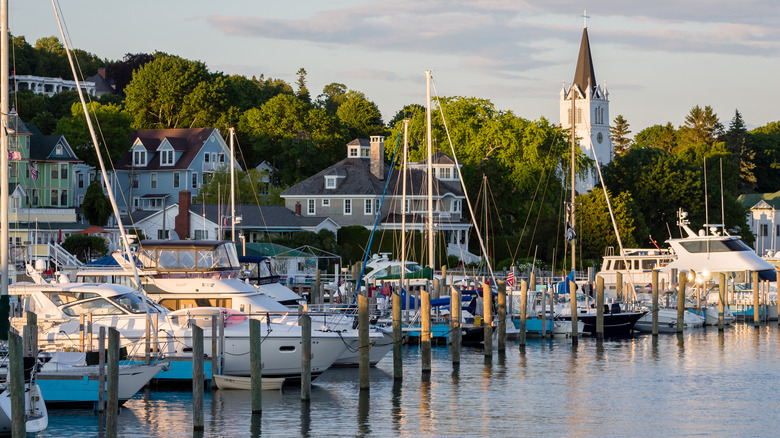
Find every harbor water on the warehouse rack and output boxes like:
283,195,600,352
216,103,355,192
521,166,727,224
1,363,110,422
38,323,780,437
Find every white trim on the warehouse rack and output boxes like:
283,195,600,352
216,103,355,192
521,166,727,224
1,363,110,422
307,199,316,215
173,171,180,188
150,172,157,189
322,199,330,207
364,198,372,215
344,199,352,215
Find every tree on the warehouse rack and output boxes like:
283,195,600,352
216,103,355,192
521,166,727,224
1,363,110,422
336,93,385,140
61,234,109,263
726,110,756,192
386,104,424,129
678,105,724,149
55,102,133,171
750,121,780,192
634,123,678,152
296,68,311,105
315,82,347,115
106,52,155,95
196,169,282,205
577,189,644,261
82,181,112,226
610,114,632,156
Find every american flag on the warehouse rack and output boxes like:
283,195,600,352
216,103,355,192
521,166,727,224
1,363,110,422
506,270,515,287
29,161,38,181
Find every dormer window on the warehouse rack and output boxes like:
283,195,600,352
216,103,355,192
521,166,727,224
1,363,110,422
55,144,63,155
360,147,370,158
133,149,146,166
160,150,174,166
439,167,451,179
348,146,359,158
325,176,337,189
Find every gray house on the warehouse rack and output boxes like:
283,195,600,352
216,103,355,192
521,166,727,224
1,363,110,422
281,136,473,254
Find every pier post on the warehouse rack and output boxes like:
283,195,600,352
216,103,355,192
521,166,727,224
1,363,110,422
651,270,659,336
359,294,371,389
192,324,204,431
211,316,218,382
218,311,225,376
596,276,604,340
752,271,760,326
518,279,527,346
530,270,537,291
25,311,37,357
441,266,447,300
498,280,507,351
421,288,432,374
301,312,312,400
250,318,263,414
392,284,402,380
88,313,93,351
145,313,151,365
677,271,686,333
80,313,85,352
569,277,578,344
315,269,322,305
9,331,24,437
450,285,461,365
616,272,623,302
107,328,120,434
483,282,493,356
541,284,547,338
718,273,726,331
433,277,440,301
98,326,106,413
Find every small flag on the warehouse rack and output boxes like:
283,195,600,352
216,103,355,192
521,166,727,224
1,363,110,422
507,270,515,287
339,276,345,286
8,150,21,161
29,162,38,181
565,220,576,241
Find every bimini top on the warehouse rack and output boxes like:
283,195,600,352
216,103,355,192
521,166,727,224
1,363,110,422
139,240,226,250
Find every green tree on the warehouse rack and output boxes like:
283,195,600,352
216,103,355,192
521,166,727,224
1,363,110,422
725,110,756,192
634,123,678,152
196,169,282,205
315,82,347,115
610,114,632,156
577,189,644,262
386,104,424,129
61,234,109,263
750,121,780,192
82,181,112,226
106,52,155,96
336,92,385,140
678,105,724,149
55,102,133,171
296,68,311,105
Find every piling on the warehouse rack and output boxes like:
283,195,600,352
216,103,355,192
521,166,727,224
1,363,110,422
518,279,527,346
498,280,507,351
752,271,760,326
441,266,447,300
541,285,547,338
651,270,659,336
192,324,204,431
250,318,263,414
145,313,151,365
421,288,432,374
87,313,93,351
450,285,461,365
596,276,604,340
107,328,120,435
483,282,493,355
26,311,37,357
9,331,24,437
315,269,322,305
569,277,578,343
301,312,312,400
211,316,218,382
392,284,402,380
218,311,225,376
530,271,537,291
677,271,686,333
433,277,440,300
98,326,106,413
616,272,623,302
718,273,726,331
80,313,85,352
358,294,370,389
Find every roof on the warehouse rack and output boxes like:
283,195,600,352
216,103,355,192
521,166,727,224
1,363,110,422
281,156,463,198
573,27,597,94
190,203,334,230
411,151,457,166
7,111,32,136
27,124,81,162
738,191,780,210
116,128,218,171
85,72,115,94
78,225,109,234
243,242,310,258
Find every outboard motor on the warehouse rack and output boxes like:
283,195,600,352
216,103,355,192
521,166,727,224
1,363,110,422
610,302,622,314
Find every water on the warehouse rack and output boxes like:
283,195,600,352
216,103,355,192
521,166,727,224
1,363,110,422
39,324,780,437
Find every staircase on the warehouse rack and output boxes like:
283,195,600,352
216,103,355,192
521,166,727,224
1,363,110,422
48,243,84,269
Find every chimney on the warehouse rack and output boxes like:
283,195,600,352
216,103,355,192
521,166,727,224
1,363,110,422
295,202,302,216
175,190,191,239
370,136,385,180
98,67,106,79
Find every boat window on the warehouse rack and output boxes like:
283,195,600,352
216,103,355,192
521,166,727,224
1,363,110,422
641,260,656,269
406,263,423,273
680,239,750,253
372,268,389,278
62,298,125,316
109,293,153,314
604,260,612,270
158,250,179,269
614,260,626,270
45,291,98,305
179,250,197,269
198,250,216,269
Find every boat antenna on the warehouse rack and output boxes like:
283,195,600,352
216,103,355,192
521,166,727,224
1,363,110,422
704,156,709,229
720,157,725,231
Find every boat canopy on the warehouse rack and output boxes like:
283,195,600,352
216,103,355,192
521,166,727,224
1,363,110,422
137,240,240,272
374,266,433,280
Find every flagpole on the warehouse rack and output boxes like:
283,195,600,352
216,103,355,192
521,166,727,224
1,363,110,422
1,0,10,331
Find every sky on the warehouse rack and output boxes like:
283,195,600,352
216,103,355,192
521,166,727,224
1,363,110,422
10,1,780,133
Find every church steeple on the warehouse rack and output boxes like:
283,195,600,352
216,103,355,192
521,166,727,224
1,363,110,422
572,27,596,94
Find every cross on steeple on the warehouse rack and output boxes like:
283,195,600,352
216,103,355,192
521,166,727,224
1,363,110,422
582,10,590,28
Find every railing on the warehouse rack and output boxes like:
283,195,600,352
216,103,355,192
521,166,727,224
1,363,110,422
48,243,84,268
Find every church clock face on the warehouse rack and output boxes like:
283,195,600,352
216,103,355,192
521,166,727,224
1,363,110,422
596,132,603,144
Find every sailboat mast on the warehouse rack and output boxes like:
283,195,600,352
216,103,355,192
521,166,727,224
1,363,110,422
426,70,434,270
1,0,9,298
230,127,235,242
401,120,409,288
570,91,576,274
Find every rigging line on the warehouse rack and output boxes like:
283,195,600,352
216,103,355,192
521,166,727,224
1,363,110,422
431,79,497,287
232,132,273,243
526,152,559,263
352,133,402,301
484,175,513,265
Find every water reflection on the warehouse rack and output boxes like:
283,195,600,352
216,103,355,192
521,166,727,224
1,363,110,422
419,380,432,433
357,390,370,437
391,381,402,433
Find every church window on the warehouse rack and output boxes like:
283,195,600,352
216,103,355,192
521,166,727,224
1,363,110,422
577,108,582,124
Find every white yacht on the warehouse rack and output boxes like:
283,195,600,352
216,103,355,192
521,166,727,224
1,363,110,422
597,247,676,297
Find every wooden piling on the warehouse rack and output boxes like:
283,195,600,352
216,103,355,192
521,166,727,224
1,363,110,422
218,311,225,376
301,312,312,400
359,294,371,389
250,318,262,414
498,280,507,351
616,272,623,302
433,277,440,300
392,284,402,380
718,273,726,331
87,313,93,351
145,313,151,365
107,328,120,434
441,266,447,300
9,332,24,437
483,282,493,355
421,288,432,373
753,271,760,326
98,326,106,413
530,271,537,291
518,279,527,346
211,316,218,382
26,311,37,357
596,276,604,340
651,270,659,336
569,278,578,343
79,313,85,352
677,271,686,333
192,324,204,431
450,285,461,365
315,269,322,305
541,284,547,338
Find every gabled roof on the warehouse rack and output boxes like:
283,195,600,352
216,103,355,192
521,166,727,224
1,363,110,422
7,111,32,136
27,124,81,162
116,128,218,171
573,27,597,94
411,151,457,166
85,72,116,94
739,191,780,210
190,203,336,230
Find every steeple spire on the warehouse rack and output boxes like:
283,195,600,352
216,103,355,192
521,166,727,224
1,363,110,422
572,26,596,94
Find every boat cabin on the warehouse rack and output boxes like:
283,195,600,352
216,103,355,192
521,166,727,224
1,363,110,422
136,240,241,277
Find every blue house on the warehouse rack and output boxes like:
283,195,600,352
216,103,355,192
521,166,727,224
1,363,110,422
98,128,241,213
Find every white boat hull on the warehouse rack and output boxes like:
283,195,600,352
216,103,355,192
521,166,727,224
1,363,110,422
213,374,284,391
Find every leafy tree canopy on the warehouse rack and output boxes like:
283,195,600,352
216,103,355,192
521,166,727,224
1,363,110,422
54,101,133,170
82,181,112,226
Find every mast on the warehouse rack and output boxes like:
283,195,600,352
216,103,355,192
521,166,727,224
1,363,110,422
1,0,9,302
570,90,576,274
400,120,409,290
426,70,434,270
230,127,235,242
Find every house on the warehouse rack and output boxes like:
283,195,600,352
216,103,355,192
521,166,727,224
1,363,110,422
738,191,780,257
10,74,96,97
281,136,474,260
84,68,116,98
108,128,241,213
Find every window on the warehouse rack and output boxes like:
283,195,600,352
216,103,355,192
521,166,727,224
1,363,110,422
194,230,208,240
404,199,410,213
762,224,769,236
133,197,139,208
78,195,83,205
133,150,146,166
452,200,461,213
375,199,380,214
56,144,63,155
51,165,58,180
51,190,58,206
150,173,157,189
157,230,170,239
364,199,372,215
349,147,358,158
204,153,210,163
322,199,330,207
78,173,84,188
439,167,451,179
60,190,67,206
360,148,370,158
344,199,352,215
219,153,225,163
777,225,780,237
31,190,38,206
61,163,67,179
325,176,336,189
173,172,180,188
192,172,198,189
132,175,139,189
160,150,174,166
308,199,315,215
577,108,583,124
9,162,16,178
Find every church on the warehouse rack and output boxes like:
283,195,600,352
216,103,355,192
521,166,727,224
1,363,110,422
559,24,612,193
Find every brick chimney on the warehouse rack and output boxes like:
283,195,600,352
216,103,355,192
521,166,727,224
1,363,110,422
295,202,302,216
175,190,191,239
98,67,106,79
370,136,385,180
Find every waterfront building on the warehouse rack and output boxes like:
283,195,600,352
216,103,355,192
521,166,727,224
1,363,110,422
738,191,780,257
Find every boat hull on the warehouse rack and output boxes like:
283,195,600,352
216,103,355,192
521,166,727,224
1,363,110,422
559,311,646,337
